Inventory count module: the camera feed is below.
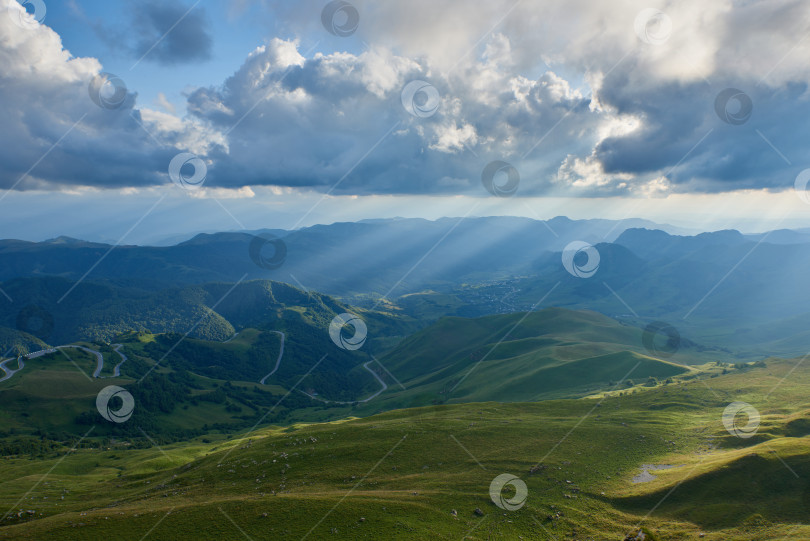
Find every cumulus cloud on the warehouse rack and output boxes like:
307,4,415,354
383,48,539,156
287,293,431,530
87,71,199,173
0,0,223,192
2,0,810,197
180,35,598,196
268,0,810,195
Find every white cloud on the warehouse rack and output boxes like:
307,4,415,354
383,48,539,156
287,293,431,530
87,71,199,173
188,185,256,199
2,0,810,198
429,121,477,153
153,92,176,114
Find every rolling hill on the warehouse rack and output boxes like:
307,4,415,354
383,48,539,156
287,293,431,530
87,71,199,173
0,276,415,355
398,228,810,359
0,306,718,448
368,308,702,411
0,355,806,540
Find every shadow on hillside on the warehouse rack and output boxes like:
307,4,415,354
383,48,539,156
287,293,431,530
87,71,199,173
609,451,810,530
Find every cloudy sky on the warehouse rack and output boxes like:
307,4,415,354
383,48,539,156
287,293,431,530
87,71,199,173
1,0,810,243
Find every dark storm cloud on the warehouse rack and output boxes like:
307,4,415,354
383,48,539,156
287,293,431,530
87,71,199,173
594,67,810,193
132,1,212,65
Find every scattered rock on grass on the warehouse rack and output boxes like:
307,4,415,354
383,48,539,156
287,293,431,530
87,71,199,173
623,530,646,540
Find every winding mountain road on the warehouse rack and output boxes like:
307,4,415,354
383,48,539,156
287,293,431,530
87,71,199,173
0,346,107,383
359,360,389,402
111,344,127,377
0,357,24,383
58,345,105,378
259,331,286,385
1,330,278,384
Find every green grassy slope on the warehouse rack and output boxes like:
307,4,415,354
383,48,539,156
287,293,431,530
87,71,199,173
369,308,695,409
0,332,348,439
0,308,711,445
0,358,807,539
